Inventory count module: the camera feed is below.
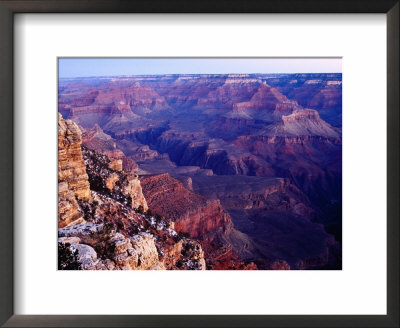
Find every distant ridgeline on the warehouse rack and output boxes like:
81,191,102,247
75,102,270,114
58,73,342,270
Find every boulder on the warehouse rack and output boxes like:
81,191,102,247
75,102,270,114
72,244,98,270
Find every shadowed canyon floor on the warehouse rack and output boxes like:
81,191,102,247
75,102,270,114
59,73,342,269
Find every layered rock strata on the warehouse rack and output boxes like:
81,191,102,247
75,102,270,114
191,175,338,269
58,73,342,269
58,113,92,227
58,114,206,270
140,173,257,270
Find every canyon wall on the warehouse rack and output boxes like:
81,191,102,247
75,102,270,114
140,173,257,269
58,113,92,227
58,114,206,270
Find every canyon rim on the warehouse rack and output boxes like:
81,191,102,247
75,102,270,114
58,58,342,270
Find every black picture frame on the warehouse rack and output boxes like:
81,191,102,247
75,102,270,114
0,1,398,327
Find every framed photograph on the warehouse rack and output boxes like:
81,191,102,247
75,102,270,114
0,1,398,327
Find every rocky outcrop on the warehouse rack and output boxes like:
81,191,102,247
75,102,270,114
58,115,206,270
58,211,207,270
262,109,341,138
113,233,162,270
82,146,148,212
108,159,123,172
140,173,257,270
58,114,92,202
58,225,165,270
72,244,98,270
58,181,86,228
58,114,92,227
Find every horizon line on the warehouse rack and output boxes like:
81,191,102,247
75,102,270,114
59,72,343,79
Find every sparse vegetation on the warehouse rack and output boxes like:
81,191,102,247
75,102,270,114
136,205,144,214
58,242,82,270
179,231,190,239
115,220,124,232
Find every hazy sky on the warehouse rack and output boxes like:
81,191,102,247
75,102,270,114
58,58,342,78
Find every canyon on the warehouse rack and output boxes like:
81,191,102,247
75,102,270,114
58,114,206,270
59,73,342,269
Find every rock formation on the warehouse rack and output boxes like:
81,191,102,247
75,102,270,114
82,146,148,211
263,73,342,127
58,113,92,227
58,114,206,270
261,109,341,138
140,173,257,270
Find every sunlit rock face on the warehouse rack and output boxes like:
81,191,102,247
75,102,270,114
58,114,92,227
59,73,342,269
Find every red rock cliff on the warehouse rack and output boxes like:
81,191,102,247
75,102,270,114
140,173,230,238
140,173,257,269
